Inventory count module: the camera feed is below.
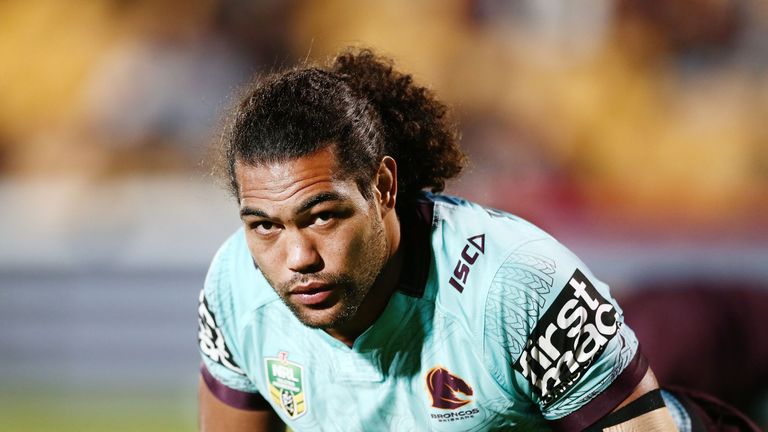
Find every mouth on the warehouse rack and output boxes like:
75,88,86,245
289,282,336,306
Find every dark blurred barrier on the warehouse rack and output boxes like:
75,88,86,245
622,280,768,425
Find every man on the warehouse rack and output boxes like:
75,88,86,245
197,49,679,431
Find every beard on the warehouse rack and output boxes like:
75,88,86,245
265,217,389,329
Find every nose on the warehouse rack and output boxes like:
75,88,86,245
285,230,323,274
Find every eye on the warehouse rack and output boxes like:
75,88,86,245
312,212,335,226
251,221,280,236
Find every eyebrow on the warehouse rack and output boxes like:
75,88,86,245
239,191,349,220
296,191,348,214
239,207,270,219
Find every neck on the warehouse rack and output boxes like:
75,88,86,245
325,210,402,347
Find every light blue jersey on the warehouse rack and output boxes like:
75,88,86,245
198,193,647,431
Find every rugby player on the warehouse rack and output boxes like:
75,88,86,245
197,49,680,431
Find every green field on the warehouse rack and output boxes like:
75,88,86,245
0,387,196,432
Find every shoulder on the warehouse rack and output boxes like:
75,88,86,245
198,229,281,387
427,194,561,315
423,194,563,350
481,232,615,364
203,228,280,317
422,195,643,424
426,194,622,368
425,192,602,307
429,194,558,268
490,235,642,422
199,229,280,361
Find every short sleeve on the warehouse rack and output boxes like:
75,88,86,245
198,288,249,386
483,236,647,431
197,243,270,410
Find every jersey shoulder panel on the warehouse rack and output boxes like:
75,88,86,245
426,195,552,347
205,228,280,314
482,232,641,421
424,195,641,422
198,228,279,393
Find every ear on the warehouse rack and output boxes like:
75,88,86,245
374,156,397,214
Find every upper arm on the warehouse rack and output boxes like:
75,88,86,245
198,293,285,432
199,375,284,432
197,243,284,431
482,236,650,430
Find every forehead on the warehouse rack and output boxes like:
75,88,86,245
236,147,358,209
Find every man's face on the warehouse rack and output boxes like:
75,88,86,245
235,147,389,329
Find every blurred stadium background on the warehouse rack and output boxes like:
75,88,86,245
1,0,766,430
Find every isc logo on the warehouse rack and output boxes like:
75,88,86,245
448,234,486,293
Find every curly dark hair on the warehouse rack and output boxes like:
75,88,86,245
222,48,466,201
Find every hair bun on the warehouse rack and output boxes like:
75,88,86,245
331,49,465,196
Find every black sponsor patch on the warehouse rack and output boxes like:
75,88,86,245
513,269,619,406
197,289,245,375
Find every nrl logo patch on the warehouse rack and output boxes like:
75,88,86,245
265,352,307,419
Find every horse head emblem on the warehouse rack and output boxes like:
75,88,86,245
426,367,474,409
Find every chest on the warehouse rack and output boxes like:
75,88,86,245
239,309,544,431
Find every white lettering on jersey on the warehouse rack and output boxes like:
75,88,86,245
198,289,245,375
513,270,620,406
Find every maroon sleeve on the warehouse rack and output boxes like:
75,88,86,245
548,349,650,432
201,364,273,411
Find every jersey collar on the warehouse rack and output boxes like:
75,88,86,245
394,194,434,298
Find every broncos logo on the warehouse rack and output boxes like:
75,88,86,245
426,367,474,409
